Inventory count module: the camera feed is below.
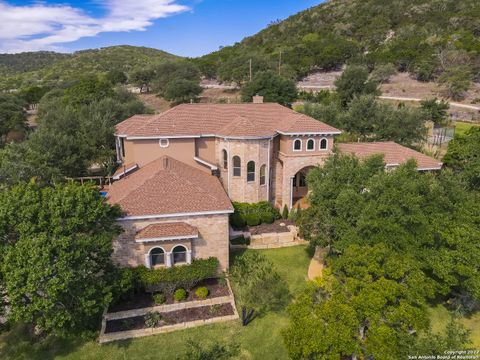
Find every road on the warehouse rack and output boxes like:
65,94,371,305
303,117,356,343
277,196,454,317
379,96,480,111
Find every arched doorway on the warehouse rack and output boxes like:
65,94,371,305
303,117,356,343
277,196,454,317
292,166,314,209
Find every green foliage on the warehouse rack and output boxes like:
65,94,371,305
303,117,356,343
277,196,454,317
260,212,275,224
0,182,121,336
144,311,163,328
282,205,289,220
137,258,219,296
105,70,127,85
369,63,397,83
230,251,290,326
244,213,261,227
217,53,271,85
230,213,246,229
0,93,27,147
63,75,114,106
178,339,240,360
129,68,156,93
240,71,297,106
444,127,480,190
163,79,202,105
18,86,49,106
0,52,70,76
334,65,380,106
111,267,140,304
438,66,473,100
420,98,450,125
153,293,166,305
174,288,187,302
195,287,209,300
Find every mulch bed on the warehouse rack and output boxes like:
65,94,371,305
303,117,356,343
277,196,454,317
105,303,234,334
248,220,295,235
109,278,230,313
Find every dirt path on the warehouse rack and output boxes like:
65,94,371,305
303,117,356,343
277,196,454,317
307,246,325,280
379,96,480,111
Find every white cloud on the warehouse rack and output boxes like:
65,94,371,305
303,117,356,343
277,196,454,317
0,1,190,53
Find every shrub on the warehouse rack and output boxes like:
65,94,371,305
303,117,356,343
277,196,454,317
138,257,219,295
230,212,246,229
244,213,261,227
282,205,289,220
144,311,163,328
195,287,209,299
153,293,166,305
174,288,187,302
208,304,223,316
260,212,275,224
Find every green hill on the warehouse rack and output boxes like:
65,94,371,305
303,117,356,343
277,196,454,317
0,46,181,90
0,52,71,76
198,0,480,82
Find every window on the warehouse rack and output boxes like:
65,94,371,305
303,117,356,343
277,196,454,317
172,245,187,264
320,138,328,150
260,165,266,185
293,139,302,151
306,138,315,151
247,161,255,182
150,248,165,267
222,150,228,169
233,156,241,177
299,173,307,187
159,138,170,148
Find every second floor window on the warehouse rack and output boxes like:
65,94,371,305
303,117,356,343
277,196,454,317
320,138,328,150
233,156,241,177
260,165,266,185
247,161,255,182
222,150,228,169
307,138,315,151
293,139,302,151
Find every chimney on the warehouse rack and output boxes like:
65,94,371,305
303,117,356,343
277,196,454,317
253,95,264,104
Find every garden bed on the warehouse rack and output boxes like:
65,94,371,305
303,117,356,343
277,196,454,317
104,303,234,334
249,220,294,235
109,278,229,313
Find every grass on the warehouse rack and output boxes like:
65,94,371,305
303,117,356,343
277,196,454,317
429,305,480,348
455,121,479,137
0,246,311,360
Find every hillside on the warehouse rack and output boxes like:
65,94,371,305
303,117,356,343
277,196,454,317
0,52,71,76
0,46,181,90
198,0,480,82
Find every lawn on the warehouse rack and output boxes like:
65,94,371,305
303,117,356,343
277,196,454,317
0,246,311,360
429,304,480,348
455,121,479,137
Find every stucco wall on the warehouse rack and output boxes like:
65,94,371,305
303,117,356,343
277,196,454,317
195,137,216,164
113,213,230,270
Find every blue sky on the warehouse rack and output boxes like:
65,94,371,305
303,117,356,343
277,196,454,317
0,1,322,55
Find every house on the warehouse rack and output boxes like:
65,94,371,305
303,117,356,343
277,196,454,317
106,100,442,271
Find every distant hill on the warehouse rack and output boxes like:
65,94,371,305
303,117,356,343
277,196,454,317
198,0,480,82
0,46,181,90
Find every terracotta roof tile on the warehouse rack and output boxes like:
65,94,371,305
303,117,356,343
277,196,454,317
136,222,198,241
337,142,443,170
116,103,340,138
106,156,233,217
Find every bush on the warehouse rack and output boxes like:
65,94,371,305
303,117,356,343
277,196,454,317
260,212,275,224
152,293,166,305
230,212,246,229
244,213,261,227
174,288,187,302
144,311,163,328
282,205,289,220
195,287,209,299
137,257,219,295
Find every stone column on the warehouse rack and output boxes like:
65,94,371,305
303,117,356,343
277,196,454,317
186,250,192,264
144,254,151,268
165,252,172,268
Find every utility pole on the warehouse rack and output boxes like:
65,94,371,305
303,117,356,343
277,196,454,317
249,59,252,81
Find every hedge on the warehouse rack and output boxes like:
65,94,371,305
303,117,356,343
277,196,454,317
137,257,219,295
230,201,280,228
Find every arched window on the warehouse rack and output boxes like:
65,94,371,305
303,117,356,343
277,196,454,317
306,138,315,151
222,149,228,169
233,156,241,177
159,138,169,148
150,247,165,267
320,138,328,150
172,245,187,264
293,139,302,151
247,161,255,182
260,165,266,185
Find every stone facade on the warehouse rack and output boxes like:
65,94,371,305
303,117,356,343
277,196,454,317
113,213,230,271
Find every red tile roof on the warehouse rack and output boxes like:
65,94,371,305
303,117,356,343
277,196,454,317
106,156,233,218
337,142,443,170
116,103,341,139
135,222,198,241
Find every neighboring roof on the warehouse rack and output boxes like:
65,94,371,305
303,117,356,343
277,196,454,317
135,222,198,242
116,103,341,139
106,156,233,218
337,142,443,170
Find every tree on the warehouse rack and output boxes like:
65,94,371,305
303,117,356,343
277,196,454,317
18,86,48,109
0,182,121,336
105,69,127,85
369,63,397,83
63,75,114,106
218,54,270,85
241,71,297,106
163,79,202,105
334,65,380,106
443,127,480,190
129,68,156,93
229,251,289,326
438,66,472,100
0,94,27,147
420,98,450,126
